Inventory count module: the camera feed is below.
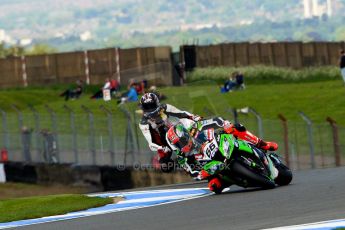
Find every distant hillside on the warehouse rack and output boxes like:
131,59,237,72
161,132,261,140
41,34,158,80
0,0,344,52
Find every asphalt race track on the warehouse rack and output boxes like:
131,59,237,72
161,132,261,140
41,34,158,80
14,167,345,230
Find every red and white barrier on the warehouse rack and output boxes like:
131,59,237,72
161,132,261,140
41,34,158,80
84,50,90,85
115,47,121,84
21,55,28,87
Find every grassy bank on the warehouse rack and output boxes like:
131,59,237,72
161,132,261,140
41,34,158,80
160,80,345,125
0,194,112,223
0,66,344,127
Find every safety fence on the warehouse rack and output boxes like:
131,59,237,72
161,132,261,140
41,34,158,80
0,102,344,171
229,109,345,171
0,104,152,167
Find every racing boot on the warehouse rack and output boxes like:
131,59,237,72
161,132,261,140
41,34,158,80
208,177,224,194
224,121,278,151
256,139,278,151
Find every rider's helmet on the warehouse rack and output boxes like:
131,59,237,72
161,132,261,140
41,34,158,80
140,93,160,118
166,124,200,155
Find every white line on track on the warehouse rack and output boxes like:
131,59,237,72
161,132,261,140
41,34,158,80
0,187,212,229
264,218,345,230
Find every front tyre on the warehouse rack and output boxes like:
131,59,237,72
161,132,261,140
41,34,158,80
231,161,276,189
268,153,293,186
274,164,293,186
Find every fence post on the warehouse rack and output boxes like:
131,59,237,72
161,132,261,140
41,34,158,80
11,104,29,161
45,105,60,163
226,107,239,124
132,109,141,162
326,117,341,167
119,105,136,166
0,108,9,150
248,107,264,138
100,105,115,166
298,111,315,169
28,105,41,162
11,105,23,135
278,114,290,167
236,107,263,138
317,125,325,168
63,105,78,164
81,105,96,165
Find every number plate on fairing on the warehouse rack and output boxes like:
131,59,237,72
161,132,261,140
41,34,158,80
202,139,218,159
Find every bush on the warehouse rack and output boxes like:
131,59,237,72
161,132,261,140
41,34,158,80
186,65,341,84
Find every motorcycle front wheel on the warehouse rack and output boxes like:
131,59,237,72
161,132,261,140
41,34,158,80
231,160,276,189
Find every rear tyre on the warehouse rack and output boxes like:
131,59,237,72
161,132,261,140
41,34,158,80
231,161,276,189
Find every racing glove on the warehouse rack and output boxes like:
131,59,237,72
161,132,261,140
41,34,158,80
190,115,202,122
193,170,211,181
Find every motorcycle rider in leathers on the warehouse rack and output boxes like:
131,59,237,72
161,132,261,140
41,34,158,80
139,93,278,173
139,93,201,172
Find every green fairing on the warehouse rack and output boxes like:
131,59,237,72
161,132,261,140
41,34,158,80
266,156,276,180
237,140,254,153
203,160,225,175
218,134,235,159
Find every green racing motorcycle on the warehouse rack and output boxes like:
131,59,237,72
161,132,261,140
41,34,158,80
167,123,293,194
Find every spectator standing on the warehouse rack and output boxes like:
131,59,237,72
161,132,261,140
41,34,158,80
339,49,345,86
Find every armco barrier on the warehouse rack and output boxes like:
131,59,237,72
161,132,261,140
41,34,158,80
100,166,133,191
4,162,37,183
3,162,192,192
71,165,103,189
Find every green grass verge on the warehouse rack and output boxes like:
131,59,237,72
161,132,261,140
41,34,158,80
0,194,112,223
0,182,90,199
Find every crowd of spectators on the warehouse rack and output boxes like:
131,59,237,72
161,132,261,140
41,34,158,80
59,75,166,106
